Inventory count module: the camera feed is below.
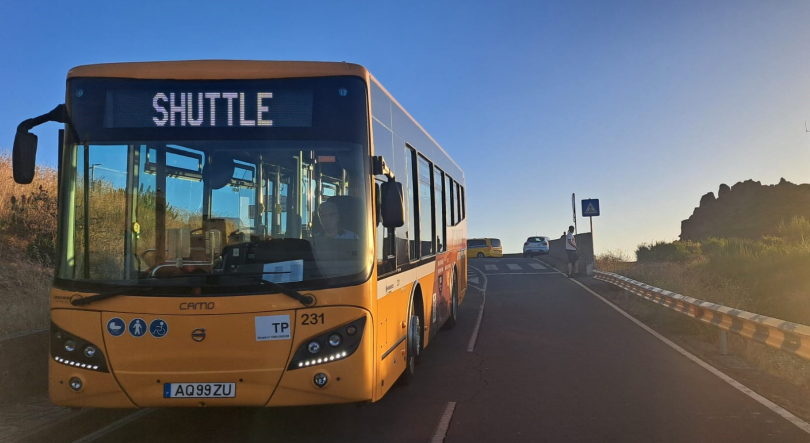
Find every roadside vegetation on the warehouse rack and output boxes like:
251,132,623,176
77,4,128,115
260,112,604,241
0,151,57,335
594,217,810,388
597,217,810,326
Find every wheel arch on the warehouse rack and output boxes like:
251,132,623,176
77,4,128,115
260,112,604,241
407,279,426,324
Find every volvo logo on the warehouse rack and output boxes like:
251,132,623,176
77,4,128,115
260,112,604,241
191,328,206,342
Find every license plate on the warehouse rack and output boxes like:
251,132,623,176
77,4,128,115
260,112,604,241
164,383,236,398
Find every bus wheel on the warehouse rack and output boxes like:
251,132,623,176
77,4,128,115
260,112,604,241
477,252,484,258
443,274,458,330
399,304,422,386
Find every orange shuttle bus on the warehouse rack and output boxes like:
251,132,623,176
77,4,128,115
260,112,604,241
12,61,467,407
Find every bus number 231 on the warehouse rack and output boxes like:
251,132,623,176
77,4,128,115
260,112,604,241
301,313,325,325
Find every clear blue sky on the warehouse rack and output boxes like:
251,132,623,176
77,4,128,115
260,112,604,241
2,0,809,256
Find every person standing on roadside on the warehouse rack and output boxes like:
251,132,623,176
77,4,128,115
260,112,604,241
566,225,579,278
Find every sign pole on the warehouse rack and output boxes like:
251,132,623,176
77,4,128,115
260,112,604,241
572,193,578,235
581,199,600,274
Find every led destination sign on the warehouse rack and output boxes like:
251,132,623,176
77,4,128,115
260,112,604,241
104,90,313,129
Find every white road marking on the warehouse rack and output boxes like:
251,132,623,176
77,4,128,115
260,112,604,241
468,276,479,285
507,264,522,271
467,265,487,353
567,276,810,436
484,264,497,271
430,402,457,443
72,409,154,443
467,265,487,293
529,263,546,270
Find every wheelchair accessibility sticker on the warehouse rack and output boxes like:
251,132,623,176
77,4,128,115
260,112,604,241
149,319,169,338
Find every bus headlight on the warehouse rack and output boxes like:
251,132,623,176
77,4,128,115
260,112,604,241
51,322,108,373
288,317,366,370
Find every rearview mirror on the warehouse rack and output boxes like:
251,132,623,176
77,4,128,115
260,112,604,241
12,104,70,185
380,180,405,228
203,153,235,190
13,131,37,184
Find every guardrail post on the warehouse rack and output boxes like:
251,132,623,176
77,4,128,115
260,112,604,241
719,330,728,355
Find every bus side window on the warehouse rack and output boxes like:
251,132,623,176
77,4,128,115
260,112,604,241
455,181,462,223
446,175,455,226
460,185,465,220
417,155,434,258
434,167,445,253
406,146,419,261
376,179,396,275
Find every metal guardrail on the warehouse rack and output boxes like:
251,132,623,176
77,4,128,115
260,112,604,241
594,270,810,362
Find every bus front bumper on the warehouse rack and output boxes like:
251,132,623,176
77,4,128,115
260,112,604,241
49,307,374,408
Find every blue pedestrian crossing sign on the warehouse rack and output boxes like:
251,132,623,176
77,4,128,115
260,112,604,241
582,199,600,217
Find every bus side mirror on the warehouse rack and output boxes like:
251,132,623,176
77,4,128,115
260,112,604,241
12,104,70,185
380,180,405,228
13,131,38,184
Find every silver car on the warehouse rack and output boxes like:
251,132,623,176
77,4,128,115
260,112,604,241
523,236,550,257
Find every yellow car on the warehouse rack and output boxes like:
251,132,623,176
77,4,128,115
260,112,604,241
467,238,503,258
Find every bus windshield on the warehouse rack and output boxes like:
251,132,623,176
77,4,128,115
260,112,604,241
57,140,370,291
55,75,370,293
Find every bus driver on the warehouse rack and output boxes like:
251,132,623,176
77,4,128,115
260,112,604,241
316,200,357,239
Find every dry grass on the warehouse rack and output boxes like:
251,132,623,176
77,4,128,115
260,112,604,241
593,249,634,274
595,247,810,389
0,240,52,335
0,151,56,335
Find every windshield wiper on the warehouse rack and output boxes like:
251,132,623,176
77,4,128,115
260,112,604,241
71,286,154,306
71,274,315,307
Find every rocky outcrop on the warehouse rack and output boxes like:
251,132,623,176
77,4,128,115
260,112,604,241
680,179,810,241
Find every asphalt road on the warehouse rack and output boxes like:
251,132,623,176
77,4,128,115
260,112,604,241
26,257,810,442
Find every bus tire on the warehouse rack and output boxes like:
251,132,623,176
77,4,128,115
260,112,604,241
443,272,458,330
399,300,422,386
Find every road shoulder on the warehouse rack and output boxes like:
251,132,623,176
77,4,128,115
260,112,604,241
571,273,810,428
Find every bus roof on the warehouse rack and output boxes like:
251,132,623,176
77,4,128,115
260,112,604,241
67,60,369,80
369,75,464,180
